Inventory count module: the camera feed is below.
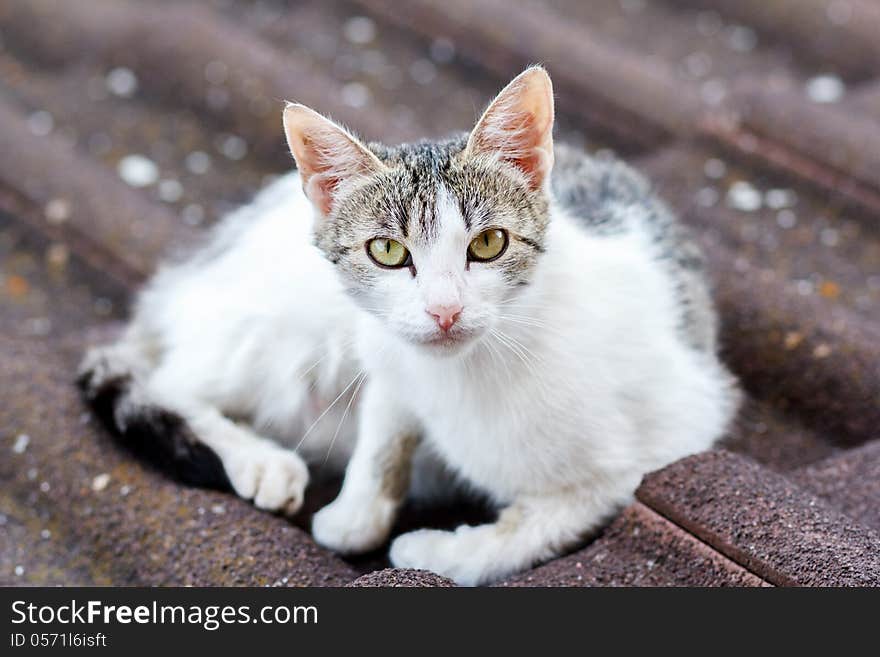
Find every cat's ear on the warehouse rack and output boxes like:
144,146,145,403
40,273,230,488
465,66,555,190
283,103,386,215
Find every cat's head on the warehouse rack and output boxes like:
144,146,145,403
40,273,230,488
283,67,554,355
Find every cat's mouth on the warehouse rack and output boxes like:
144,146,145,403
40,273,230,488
415,329,475,351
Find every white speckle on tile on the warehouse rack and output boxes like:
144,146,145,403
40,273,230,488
211,504,226,515
820,228,839,247
684,52,712,79
46,243,69,270
25,317,52,336
341,82,370,108
182,203,205,226
44,198,71,225
410,59,437,85
218,134,248,160
118,154,159,187
12,433,30,454
27,468,38,481
27,110,54,136
703,158,727,179
158,179,183,203
92,473,111,492
765,188,797,209
343,16,376,45
120,485,132,496
805,75,845,103
185,151,212,175
700,78,727,106
726,181,762,212
14,565,24,577
726,25,757,52
105,67,138,97
39,481,50,493
40,529,51,540
776,209,797,229
796,280,814,296
206,86,230,110
430,38,455,64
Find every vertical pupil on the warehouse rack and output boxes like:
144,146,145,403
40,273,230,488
385,240,391,254
483,232,490,247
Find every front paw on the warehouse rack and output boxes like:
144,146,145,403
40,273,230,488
389,528,489,586
312,495,395,555
225,445,309,516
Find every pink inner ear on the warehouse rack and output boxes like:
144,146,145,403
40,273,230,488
297,133,340,215
293,125,377,215
507,112,551,190
470,90,554,190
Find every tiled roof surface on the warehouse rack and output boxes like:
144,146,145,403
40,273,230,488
1,0,878,586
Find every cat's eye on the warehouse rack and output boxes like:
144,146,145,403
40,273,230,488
468,229,508,262
367,238,411,268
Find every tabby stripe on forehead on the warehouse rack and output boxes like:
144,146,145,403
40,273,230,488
419,199,439,237
458,196,472,231
392,195,410,238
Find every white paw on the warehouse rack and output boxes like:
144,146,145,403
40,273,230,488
389,527,494,586
224,445,309,516
312,495,395,555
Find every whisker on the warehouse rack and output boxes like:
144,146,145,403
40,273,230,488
322,370,367,466
293,366,365,454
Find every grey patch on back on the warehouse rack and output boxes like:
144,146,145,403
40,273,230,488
552,144,718,354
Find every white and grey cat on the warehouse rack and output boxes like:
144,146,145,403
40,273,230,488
79,67,740,585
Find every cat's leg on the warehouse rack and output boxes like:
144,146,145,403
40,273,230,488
312,380,420,554
389,485,633,585
145,371,309,516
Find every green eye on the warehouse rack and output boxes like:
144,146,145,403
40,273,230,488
367,238,411,268
468,229,508,262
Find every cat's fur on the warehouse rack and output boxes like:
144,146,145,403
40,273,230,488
79,67,740,585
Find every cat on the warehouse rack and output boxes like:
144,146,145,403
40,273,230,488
78,66,740,585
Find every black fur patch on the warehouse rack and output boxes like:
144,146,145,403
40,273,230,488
77,372,231,491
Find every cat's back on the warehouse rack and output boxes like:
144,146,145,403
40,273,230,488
136,171,352,352
551,144,718,354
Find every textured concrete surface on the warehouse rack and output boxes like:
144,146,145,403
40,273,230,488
637,451,880,586
348,569,456,587
0,0,878,586
499,503,769,587
792,442,880,533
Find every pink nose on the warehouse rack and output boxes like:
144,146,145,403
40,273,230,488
427,303,462,332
